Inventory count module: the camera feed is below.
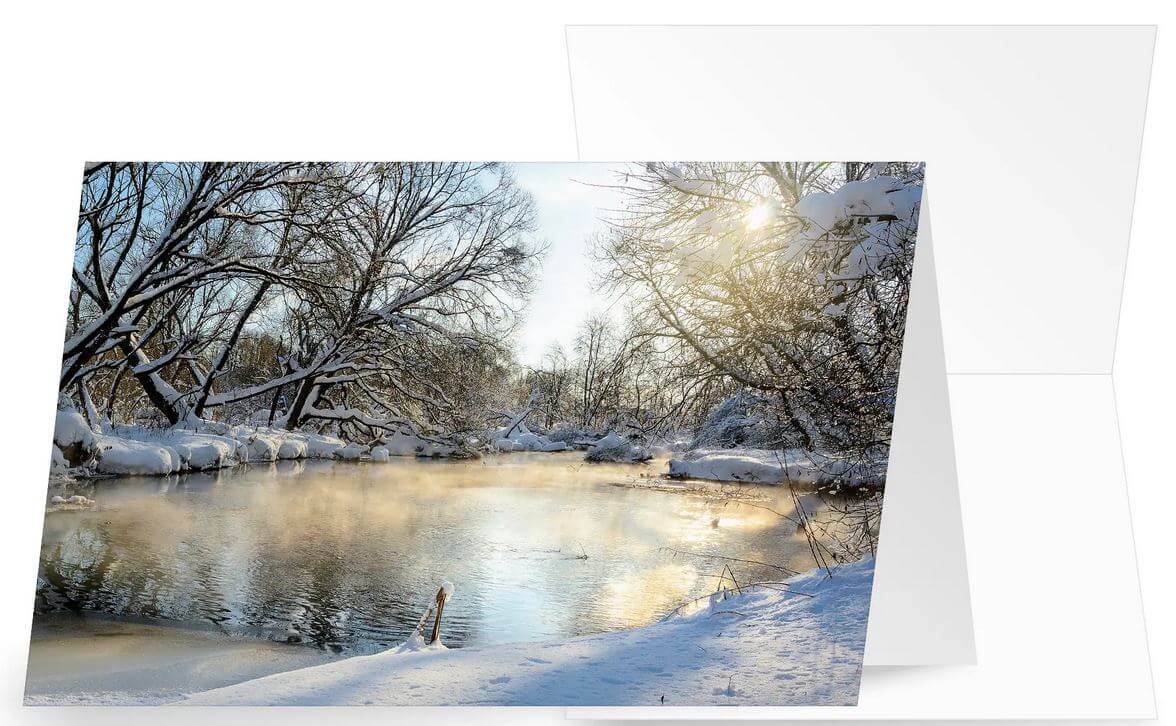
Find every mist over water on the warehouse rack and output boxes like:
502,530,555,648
36,453,837,654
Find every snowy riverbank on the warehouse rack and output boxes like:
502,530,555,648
24,616,339,706
51,407,877,489
668,448,882,487
178,559,873,707
50,410,459,478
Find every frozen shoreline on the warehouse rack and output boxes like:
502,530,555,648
24,616,339,706
668,448,883,487
54,408,873,488
177,559,872,707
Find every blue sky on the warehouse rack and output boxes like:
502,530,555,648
508,162,630,367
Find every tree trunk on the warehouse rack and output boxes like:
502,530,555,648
283,377,319,428
118,338,182,425
193,282,270,418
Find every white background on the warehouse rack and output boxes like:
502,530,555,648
0,2,1172,725
567,26,1154,375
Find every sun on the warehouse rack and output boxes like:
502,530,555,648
744,200,776,230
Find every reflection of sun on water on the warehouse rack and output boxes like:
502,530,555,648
602,563,699,627
38,454,818,650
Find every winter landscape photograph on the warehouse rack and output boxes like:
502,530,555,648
30,161,923,706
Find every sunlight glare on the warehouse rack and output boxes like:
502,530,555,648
744,200,776,230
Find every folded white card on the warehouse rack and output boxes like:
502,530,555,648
565,24,1156,720
866,195,975,667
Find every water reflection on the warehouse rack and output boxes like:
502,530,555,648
36,453,868,654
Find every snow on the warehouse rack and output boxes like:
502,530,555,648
249,408,276,425
655,164,715,196
53,411,94,450
584,432,652,463
381,429,458,457
244,433,281,462
88,428,243,475
493,425,570,453
689,392,780,449
169,433,237,470
206,426,345,463
668,448,853,485
370,446,391,462
178,559,873,706
391,631,448,656
48,494,93,509
383,430,424,456
790,175,921,278
49,410,362,477
333,443,369,461
545,424,596,445
794,175,906,234
295,431,348,459
277,438,308,460
49,445,68,474
92,436,182,476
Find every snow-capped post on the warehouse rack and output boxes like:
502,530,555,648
429,581,454,645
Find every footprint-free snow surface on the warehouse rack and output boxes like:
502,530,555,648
180,559,873,706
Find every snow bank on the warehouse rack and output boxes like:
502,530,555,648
584,432,651,463
544,425,597,446
243,433,281,462
667,448,857,485
49,403,475,476
493,424,570,453
381,430,458,458
277,438,308,460
50,410,360,477
95,429,244,475
169,433,238,470
205,426,345,463
180,559,874,706
53,411,95,451
92,436,181,476
53,410,99,469
296,432,347,459
495,431,569,452
333,443,368,461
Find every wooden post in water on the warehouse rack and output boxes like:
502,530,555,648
428,583,452,645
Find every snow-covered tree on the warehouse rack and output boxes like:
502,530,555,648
63,162,540,443
594,162,923,470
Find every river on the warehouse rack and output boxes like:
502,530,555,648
33,452,860,657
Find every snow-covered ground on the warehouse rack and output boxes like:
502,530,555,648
668,448,877,486
492,421,570,452
584,431,652,463
53,404,877,488
178,559,872,707
50,409,464,478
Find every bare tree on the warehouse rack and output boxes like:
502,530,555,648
63,162,540,444
66,162,314,423
592,162,923,472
